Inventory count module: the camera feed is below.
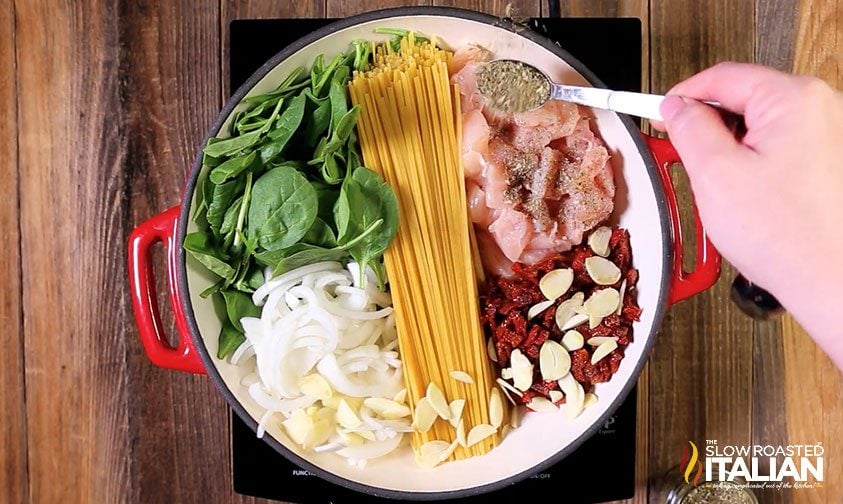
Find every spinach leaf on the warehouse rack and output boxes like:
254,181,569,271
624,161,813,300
221,289,260,332
202,130,262,158
329,78,349,131
233,264,265,293
335,167,399,284
304,99,331,147
243,66,307,105
202,138,226,167
267,92,306,141
248,165,317,251
200,278,224,298
220,195,243,239
312,54,344,97
232,171,253,250
321,152,343,185
217,319,245,359
206,175,247,237
316,105,360,159
184,232,236,281
209,150,256,185
272,244,348,276
312,182,340,224
302,217,338,248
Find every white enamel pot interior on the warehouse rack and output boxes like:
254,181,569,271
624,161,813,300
177,7,672,500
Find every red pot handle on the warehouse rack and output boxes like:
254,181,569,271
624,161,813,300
128,206,205,374
643,135,721,304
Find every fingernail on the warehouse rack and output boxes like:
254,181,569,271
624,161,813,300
660,95,689,123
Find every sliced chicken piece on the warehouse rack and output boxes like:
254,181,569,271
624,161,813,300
467,181,496,227
475,229,514,278
461,109,490,179
451,62,485,113
449,44,492,74
512,101,580,151
488,207,533,262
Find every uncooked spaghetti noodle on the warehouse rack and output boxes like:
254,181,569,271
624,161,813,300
348,34,506,462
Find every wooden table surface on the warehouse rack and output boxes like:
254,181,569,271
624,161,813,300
2,0,841,502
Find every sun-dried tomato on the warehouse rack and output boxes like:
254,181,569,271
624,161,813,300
482,226,640,397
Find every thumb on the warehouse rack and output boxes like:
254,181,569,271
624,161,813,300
660,95,745,171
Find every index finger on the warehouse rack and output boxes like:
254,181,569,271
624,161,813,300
668,62,789,114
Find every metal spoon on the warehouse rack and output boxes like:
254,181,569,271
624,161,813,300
479,59,720,121
479,59,784,318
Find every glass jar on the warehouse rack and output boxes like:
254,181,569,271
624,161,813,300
654,466,758,504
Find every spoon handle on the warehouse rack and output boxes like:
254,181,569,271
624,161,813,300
551,85,719,122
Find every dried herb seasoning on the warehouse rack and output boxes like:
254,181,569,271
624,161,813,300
476,60,552,113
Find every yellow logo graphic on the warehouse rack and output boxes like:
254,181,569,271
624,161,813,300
680,441,703,486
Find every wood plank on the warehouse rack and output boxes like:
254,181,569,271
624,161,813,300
119,1,234,502
0,0,27,502
647,1,756,498
16,0,131,501
788,2,842,502
328,0,431,18
752,1,799,502
432,0,538,17
221,0,326,99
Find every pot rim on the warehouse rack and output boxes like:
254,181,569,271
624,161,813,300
176,6,671,500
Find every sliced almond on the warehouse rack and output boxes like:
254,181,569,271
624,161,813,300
588,226,612,257
450,370,474,384
591,340,618,364
412,397,437,433
282,412,313,446
587,336,618,346
416,440,451,468
448,399,466,427
336,399,362,429
616,279,627,316
561,330,585,351
539,268,574,300
497,378,523,398
456,419,467,446
497,382,517,405
426,382,451,420
363,398,411,420
356,429,376,441
560,313,589,331
487,338,498,362
489,388,504,428
509,349,534,392
501,367,513,380
393,388,407,404
558,374,585,419
466,424,497,447
337,429,365,446
583,392,598,409
585,256,622,285
549,390,564,403
305,418,333,449
336,399,363,429
582,288,620,323
539,340,572,381
565,382,585,419
439,440,459,462
555,293,585,331
501,424,512,438
527,299,555,320
510,405,522,428
527,396,558,412
299,374,333,401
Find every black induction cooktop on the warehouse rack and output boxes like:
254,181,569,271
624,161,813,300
229,16,642,504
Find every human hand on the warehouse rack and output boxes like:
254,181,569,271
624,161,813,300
654,62,843,367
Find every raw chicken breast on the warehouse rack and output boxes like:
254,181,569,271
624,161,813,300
453,47,615,275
